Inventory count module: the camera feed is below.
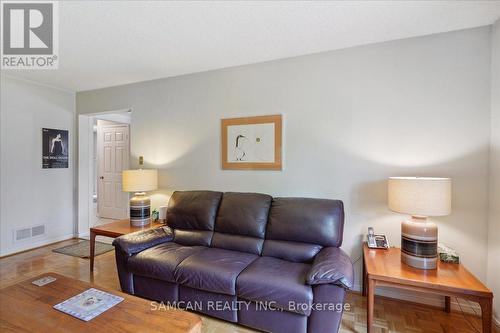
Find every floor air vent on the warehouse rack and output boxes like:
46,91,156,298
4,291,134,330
14,225,46,242
31,225,45,237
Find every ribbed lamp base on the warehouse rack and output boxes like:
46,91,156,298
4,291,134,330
130,192,151,227
401,217,438,270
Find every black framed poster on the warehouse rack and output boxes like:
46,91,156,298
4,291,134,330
42,128,69,168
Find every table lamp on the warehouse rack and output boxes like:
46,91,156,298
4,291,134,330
388,177,451,270
122,169,158,227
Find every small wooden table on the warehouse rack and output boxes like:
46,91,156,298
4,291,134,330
0,273,201,333
90,219,164,271
362,244,493,333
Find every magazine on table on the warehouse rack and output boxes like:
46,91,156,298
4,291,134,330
53,288,124,321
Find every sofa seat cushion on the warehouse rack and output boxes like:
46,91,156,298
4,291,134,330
174,248,257,295
127,242,203,283
236,256,313,316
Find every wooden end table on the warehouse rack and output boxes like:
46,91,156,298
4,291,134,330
362,243,493,333
0,273,201,332
90,219,164,271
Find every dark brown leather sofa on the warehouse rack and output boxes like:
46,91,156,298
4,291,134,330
113,191,354,333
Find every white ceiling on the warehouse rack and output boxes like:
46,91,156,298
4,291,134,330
2,1,500,92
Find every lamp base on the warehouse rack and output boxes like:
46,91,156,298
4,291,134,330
130,192,151,227
401,216,438,270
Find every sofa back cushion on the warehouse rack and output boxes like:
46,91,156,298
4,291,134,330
211,192,272,255
167,191,223,246
262,197,344,262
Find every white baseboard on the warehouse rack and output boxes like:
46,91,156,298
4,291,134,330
0,233,75,257
77,232,90,238
351,283,481,315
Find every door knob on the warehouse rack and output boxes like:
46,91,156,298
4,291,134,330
100,176,104,180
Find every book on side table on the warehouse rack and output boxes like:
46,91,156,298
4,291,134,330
53,288,124,321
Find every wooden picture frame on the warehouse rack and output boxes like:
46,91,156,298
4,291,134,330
221,115,282,170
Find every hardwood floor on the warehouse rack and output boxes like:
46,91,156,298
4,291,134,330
0,238,493,333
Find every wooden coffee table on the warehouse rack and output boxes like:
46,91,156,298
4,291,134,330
0,273,201,333
90,219,164,271
362,244,493,333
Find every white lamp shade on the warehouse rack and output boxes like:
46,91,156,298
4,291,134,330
122,169,158,192
388,177,451,217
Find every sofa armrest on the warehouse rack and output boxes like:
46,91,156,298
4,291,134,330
306,247,354,289
113,226,174,256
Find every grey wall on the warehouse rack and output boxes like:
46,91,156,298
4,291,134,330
77,27,492,293
488,18,500,322
1,76,76,256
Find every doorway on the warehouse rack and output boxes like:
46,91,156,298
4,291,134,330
96,120,129,220
77,110,131,237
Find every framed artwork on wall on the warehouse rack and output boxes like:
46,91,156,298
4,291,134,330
221,114,282,170
42,128,69,168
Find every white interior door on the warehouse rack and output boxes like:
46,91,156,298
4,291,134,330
97,123,130,219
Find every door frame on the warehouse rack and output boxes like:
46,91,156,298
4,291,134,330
77,109,131,237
